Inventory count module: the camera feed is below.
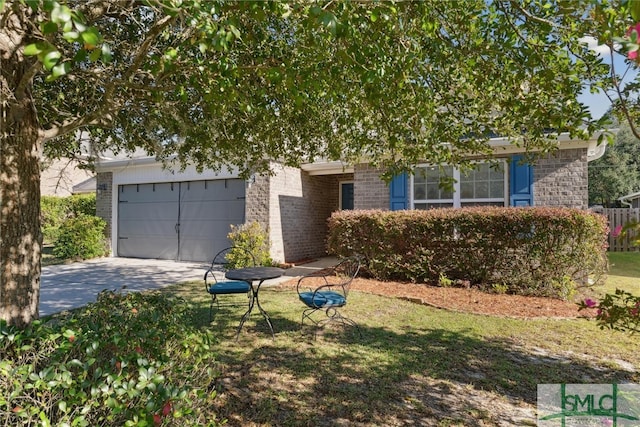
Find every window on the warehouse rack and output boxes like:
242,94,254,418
340,181,354,210
412,165,454,209
411,161,506,209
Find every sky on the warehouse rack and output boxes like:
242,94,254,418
577,36,638,121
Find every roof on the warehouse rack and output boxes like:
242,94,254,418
300,131,612,175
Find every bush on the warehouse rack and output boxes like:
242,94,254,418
41,194,96,244
579,290,640,333
68,193,97,217
53,214,109,260
0,291,221,426
327,207,608,299
41,196,69,244
227,221,273,267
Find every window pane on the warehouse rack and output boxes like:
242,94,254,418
426,183,440,199
490,181,504,198
476,163,490,180
426,167,441,180
414,184,426,200
441,186,453,199
461,181,474,198
475,181,489,198
489,164,504,180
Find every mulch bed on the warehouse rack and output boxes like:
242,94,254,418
278,277,597,319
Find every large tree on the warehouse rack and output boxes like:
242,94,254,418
0,0,627,327
589,124,640,206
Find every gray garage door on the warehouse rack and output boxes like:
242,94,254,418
117,179,245,262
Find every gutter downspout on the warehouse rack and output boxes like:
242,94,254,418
619,194,633,208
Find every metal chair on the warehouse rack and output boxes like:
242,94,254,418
296,256,362,336
204,247,256,322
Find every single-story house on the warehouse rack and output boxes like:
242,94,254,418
94,133,607,263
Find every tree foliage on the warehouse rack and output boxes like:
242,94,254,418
1,0,639,327
7,1,616,176
588,124,640,206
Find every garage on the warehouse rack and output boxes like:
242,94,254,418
117,179,245,262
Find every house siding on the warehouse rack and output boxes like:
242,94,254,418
354,164,388,210
351,148,588,211
247,164,351,263
95,172,113,253
532,148,588,209
41,158,94,196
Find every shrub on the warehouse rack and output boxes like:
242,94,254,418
227,221,273,267
68,193,96,216
579,290,640,333
582,222,640,334
0,291,221,426
41,194,96,244
41,196,68,244
53,214,109,260
327,207,608,299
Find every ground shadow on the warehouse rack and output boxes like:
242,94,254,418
207,321,637,426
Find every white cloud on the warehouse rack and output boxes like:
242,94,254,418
578,36,614,57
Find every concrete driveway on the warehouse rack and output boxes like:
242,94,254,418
39,256,337,316
39,257,209,316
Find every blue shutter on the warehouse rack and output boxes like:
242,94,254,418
389,173,408,210
510,155,534,206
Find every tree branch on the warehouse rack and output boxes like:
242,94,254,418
39,12,177,143
38,110,110,142
606,49,640,139
505,0,564,29
15,62,41,100
123,14,174,82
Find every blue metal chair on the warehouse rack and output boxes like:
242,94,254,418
296,256,362,336
204,247,255,321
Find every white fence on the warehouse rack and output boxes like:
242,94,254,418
593,208,640,252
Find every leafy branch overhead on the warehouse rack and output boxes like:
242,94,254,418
3,0,626,179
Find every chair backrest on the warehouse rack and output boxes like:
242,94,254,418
211,247,256,270
331,256,361,297
205,247,256,286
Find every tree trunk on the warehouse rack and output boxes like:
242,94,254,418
0,5,43,328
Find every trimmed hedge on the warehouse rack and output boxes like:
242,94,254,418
327,207,608,299
52,214,109,260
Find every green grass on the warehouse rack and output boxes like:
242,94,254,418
166,256,640,426
603,252,640,296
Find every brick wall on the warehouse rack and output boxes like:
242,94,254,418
247,163,352,263
533,148,588,209
245,173,270,228
95,172,113,252
354,164,389,210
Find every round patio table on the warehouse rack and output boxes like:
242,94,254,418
225,267,284,339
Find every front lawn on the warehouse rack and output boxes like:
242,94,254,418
8,251,636,426
167,253,640,426
603,251,640,296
